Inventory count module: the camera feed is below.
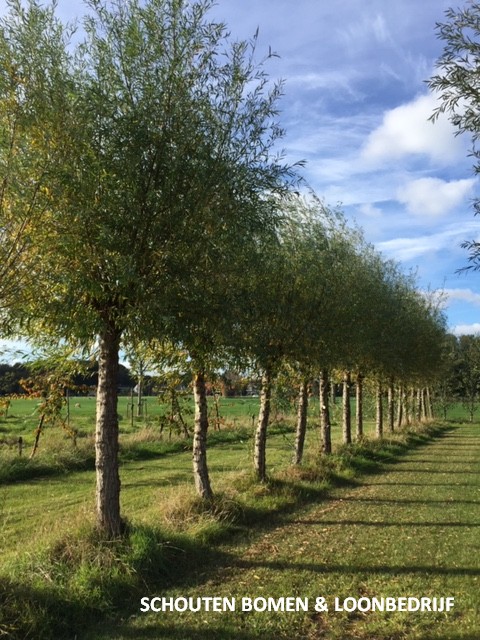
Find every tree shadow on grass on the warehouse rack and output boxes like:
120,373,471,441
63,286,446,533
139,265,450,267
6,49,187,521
87,623,480,640
233,557,480,577
383,468,479,475
393,457,477,464
292,518,480,528
122,473,193,489
367,482,475,488
326,495,480,506
0,577,99,640
0,531,238,640
90,622,279,640
419,636,480,640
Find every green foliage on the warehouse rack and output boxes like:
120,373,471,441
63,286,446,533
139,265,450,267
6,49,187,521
0,0,299,347
429,2,480,269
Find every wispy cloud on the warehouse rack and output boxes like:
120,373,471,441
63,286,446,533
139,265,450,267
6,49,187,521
338,13,394,52
377,221,480,262
287,71,364,100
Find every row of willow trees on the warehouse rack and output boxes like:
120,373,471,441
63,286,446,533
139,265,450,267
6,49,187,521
0,0,446,537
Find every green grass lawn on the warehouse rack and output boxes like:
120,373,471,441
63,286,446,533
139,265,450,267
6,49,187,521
1,395,479,639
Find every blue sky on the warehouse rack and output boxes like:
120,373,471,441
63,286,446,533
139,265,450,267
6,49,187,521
1,0,480,350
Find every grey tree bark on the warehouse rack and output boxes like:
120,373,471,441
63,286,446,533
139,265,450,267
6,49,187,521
426,386,434,419
254,370,272,481
193,370,213,500
416,388,422,422
342,370,352,444
387,377,395,433
293,379,309,465
95,325,123,537
407,387,415,425
375,381,383,438
331,382,337,404
396,385,404,429
320,369,332,454
356,372,363,440
136,360,144,418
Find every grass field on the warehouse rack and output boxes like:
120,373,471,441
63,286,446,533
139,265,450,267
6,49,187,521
0,395,479,639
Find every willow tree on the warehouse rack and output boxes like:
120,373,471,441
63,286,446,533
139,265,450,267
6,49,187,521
164,214,286,498
284,204,341,462
428,1,480,269
239,231,291,482
318,228,445,442
240,197,339,475
1,0,298,535
315,225,377,447
231,211,305,481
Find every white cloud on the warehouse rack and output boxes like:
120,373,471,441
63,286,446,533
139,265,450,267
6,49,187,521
444,288,480,306
452,323,480,336
377,221,480,262
361,93,464,165
359,203,384,218
397,177,476,217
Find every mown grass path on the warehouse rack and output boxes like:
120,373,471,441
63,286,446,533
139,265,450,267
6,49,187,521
112,423,480,640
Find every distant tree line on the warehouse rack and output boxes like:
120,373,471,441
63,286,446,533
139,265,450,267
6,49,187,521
0,361,135,396
436,334,480,422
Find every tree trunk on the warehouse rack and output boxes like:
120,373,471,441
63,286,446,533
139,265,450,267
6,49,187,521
403,387,410,426
375,381,383,438
293,379,309,465
426,386,434,419
407,387,415,425
319,369,332,454
95,325,123,537
136,369,143,418
420,388,427,421
387,377,395,433
342,370,352,444
356,372,363,440
416,388,422,422
396,385,404,429
192,370,213,499
212,389,222,430
254,370,272,481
